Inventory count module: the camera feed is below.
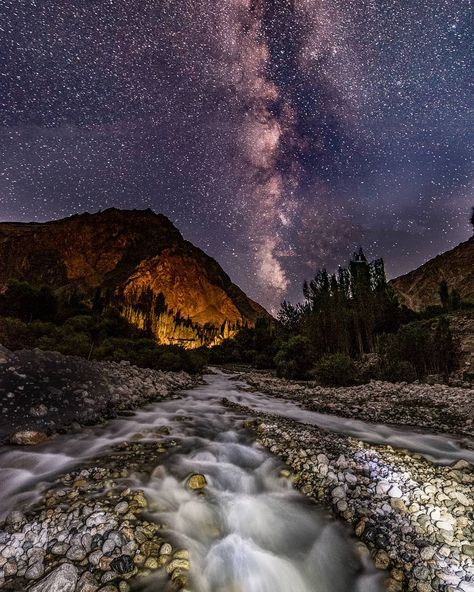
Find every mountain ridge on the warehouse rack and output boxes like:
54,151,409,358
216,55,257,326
0,208,271,347
390,235,474,310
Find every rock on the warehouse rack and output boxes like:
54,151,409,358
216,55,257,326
450,459,471,471
387,485,403,498
374,549,390,570
66,545,87,561
331,486,345,500
462,544,474,558
6,510,26,530
375,481,391,495
420,546,435,561
114,501,129,514
10,430,49,446
186,473,207,490
165,558,190,574
77,571,100,592
29,563,78,592
25,560,45,580
110,555,134,574
29,403,48,417
160,543,173,556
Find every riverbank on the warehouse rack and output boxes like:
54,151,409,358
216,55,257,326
224,397,474,592
0,346,196,445
237,370,474,438
0,437,190,591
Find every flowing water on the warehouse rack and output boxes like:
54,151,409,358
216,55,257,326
1,370,472,591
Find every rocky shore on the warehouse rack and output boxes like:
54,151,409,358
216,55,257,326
0,437,191,591
238,370,474,438
0,346,196,445
224,398,474,592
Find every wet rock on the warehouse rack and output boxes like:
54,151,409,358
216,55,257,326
373,549,390,570
10,430,49,445
110,555,135,574
186,473,207,490
160,543,173,556
6,510,26,530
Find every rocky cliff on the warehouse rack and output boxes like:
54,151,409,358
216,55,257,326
390,236,474,311
0,208,270,347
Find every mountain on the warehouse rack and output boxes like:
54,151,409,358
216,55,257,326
0,208,271,347
390,236,474,310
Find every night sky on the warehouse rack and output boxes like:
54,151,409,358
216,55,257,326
0,0,472,311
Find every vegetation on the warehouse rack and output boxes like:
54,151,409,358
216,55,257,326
0,281,206,374
0,239,468,383
211,247,462,385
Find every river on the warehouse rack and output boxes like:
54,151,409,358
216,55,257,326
1,370,472,591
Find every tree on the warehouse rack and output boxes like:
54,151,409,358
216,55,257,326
470,206,474,231
439,280,450,309
0,281,57,322
274,336,314,379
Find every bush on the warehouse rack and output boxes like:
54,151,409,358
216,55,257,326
315,353,358,386
381,360,417,383
274,336,314,379
378,318,458,379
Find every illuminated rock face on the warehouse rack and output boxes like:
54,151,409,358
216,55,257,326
390,236,474,311
0,208,270,347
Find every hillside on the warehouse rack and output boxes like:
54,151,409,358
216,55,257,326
0,208,270,347
390,236,474,310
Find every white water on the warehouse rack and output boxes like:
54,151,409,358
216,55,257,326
0,370,472,590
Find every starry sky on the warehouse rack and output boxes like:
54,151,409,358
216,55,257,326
0,0,472,311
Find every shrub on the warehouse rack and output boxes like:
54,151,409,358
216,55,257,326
381,360,417,383
274,336,314,379
315,353,358,386
378,318,458,379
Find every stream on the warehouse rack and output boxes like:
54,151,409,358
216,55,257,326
1,370,472,591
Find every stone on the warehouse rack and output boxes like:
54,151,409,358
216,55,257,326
186,473,207,490
462,545,474,558
29,404,48,417
373,549,390,570
6,511,26,530
10,431,49,446
375,481,391,495
387,485,403,498
110,555,134,575
77,571,100,592
66,545,87,561
160,543,173,556
331,486,345,499
29,563,78,592
420,546,435,561
25,560,45,580
165,558,190,574
114,501,129,514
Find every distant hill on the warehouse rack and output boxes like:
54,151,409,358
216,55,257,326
0,208,271,347
390,236,474,311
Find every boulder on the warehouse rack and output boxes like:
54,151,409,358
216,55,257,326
29,563,78,592
10,431,49,446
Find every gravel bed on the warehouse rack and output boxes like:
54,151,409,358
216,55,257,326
0,437,191,591
239,371,474,438
224,399,474,592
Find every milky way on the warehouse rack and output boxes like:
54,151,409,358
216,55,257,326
0,0,472,310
